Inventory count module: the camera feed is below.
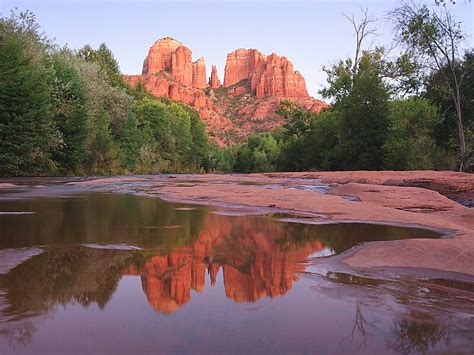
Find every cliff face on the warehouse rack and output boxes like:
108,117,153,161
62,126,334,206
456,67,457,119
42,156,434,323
142,37,205,89
142,37,181,75
124,37,328,146
224,49,308,98
192,57,207,88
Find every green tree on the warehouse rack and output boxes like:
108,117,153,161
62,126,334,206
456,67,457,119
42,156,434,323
168,103,192,167
274,102,317,171
383,98,442,170
119,113,142,171
233,145,254,173
49,55,88,173
78,43,122,87
133,98,177,170
391,2,471,170
189,113,209,170
338,52,390,170
87,110,120,174
207,145,233,172
232,133,280,173
304,109,342,171
277,100,315,137
426,51,473,169
0,29,55,176
69,47,134,138
321,51,390,170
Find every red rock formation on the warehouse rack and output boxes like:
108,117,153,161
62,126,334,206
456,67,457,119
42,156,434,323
224,49,309,98
224,49,266,87
192,57,207,88
142,37,182,75
170,46,193,86
209,65,221,88
140,37,205,89
124,37,329,146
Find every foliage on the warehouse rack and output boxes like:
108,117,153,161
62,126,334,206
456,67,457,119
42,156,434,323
0,23,55,176
232,133,280,173
277,100,314,137
390,2,471,170
425,51,473,169
320,51,390,170
1,7,471,176
78,43,123,87
337,52,390,170
0,10,212,177
87,110,121,174
383,98,443,170
303,109,342,171
49,55,88,173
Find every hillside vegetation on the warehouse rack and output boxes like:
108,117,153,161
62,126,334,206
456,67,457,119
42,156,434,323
1,4,472,176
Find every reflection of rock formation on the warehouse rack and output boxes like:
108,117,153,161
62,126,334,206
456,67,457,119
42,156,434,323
124,215,327,313
125,257,207,314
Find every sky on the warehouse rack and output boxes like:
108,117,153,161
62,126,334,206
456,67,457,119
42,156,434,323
1,0,473,98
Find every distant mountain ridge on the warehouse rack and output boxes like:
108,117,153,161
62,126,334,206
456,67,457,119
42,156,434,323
124,37,328,146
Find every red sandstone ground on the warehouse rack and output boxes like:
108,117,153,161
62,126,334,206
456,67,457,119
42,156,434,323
70,171,474,278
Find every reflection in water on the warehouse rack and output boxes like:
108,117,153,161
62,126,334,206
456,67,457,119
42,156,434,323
0,247,133,349
346,301,376,349
388,311,451,355
0,191,470,354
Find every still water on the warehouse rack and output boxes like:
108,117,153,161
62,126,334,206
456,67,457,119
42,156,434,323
0,188,472,354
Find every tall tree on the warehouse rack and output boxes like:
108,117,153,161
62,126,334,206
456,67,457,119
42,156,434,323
344,8,377,82
426,51,473,168
0,28,55,176
320,10,390,170
391,2,471,170
337,51,390,170
78,43,122,87
49,56,88,172
383,98,441,170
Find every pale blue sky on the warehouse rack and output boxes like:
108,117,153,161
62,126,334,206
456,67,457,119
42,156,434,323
1,0,472,97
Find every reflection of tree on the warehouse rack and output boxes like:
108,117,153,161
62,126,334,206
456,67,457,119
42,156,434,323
0,318,36,350
0,247,135,313
387,311,451,354
345,301,375,348
0,246,137,347
0,193,206,249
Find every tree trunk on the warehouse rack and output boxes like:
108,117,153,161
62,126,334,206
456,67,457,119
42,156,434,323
455,102,466,171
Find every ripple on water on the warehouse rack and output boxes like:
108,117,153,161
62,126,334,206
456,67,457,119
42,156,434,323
0,212,35,215
83,243,142,251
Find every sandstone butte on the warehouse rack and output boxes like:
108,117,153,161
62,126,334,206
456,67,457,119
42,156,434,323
123,37,328,146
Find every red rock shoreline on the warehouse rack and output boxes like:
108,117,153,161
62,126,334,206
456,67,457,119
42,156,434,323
65,171,474,278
